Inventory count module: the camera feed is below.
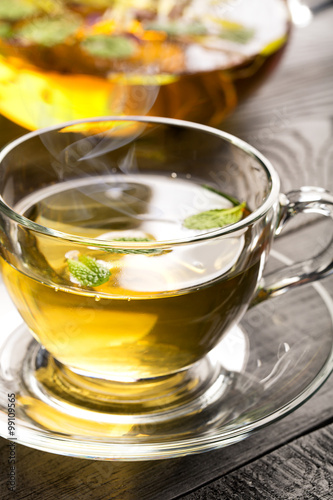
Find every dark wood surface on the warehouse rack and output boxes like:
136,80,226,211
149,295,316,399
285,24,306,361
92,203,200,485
1,2,333,499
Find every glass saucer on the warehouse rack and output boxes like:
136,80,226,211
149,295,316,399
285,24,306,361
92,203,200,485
0,250,332,461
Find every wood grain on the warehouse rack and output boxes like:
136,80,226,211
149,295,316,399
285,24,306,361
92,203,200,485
181,424,333,500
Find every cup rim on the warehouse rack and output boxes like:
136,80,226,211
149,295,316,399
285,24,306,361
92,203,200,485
0,116,280,248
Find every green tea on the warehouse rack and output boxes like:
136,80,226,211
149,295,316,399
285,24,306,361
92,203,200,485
1,175,265,380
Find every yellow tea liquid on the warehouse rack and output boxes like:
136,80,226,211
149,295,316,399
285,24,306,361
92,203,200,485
0,0,290,129
1,175,265,380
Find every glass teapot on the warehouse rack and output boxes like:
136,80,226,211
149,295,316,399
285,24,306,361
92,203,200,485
0,0,292,130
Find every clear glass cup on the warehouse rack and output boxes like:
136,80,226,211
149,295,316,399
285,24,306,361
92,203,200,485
0,117,332,453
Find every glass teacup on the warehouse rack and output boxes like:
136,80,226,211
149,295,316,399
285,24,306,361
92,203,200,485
0,117,332,444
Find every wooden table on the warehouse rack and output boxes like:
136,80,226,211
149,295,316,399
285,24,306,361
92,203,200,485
1,1,333,498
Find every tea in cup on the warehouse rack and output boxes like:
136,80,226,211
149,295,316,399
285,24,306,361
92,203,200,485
0,117,332,443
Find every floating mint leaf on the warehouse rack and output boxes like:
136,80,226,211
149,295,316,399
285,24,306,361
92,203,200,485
183,202,246,230
105,237,162,255
0,0,40,21
146,21,207,37
17,16,81,47
213,19,255,44
68,255,110,287
110,237,152,242
82,35,135,59
0,22,13,39
219,26,255,44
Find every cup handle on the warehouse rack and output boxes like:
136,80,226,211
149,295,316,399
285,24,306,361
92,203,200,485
253,186,333,304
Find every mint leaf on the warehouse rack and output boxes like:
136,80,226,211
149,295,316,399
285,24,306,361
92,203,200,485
0,0,40,21
110,238,152,242
219,26,255,44
0,22,13,39
105,237,161,255
82,35,135,59
17,16,81,47
146,21,207,37
183,202,246,230
68,255,110,287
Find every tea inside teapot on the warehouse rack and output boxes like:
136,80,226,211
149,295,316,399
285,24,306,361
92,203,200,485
0,0,291,128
